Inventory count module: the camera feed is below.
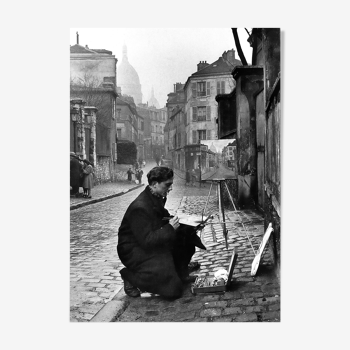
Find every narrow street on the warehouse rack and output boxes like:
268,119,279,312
70,162,210,322
70,162,279,322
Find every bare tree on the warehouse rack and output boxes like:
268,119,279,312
70,72,113,128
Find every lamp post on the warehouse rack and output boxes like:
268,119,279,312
71,110,78,154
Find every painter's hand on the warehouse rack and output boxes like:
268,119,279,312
169,215,180,231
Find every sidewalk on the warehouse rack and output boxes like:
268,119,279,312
70,181,144,210
91,195,280,322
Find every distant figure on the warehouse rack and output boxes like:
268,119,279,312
127,167,134,182
134,161,139,171
185,169,191,186
82,159,94,199
136,168,144,184
191,169,197,186
155,155,160,166
70,152,83,197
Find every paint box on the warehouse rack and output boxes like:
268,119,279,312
191,249,238,294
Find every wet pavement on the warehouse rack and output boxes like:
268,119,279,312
70,162,280,322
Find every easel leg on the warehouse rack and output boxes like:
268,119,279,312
223,181,256,255
218,181,228,249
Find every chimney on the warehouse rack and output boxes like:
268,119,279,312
76,31,79,45
197,61,209,72
226,49,236,64
175,82,183,92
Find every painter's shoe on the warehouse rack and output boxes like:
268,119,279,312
122,277,140,297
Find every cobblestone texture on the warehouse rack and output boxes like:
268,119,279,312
70,161,280,322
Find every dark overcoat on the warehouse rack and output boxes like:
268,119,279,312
70,156,82,189
117,186,195,298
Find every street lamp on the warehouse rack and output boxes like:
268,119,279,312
70,108,79,153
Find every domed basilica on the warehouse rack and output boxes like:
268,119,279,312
117,45,143,105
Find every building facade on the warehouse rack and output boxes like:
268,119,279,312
70,38,118,183
166,83,186,168
166,50,241,173
216,28,281,274
116,96,144,161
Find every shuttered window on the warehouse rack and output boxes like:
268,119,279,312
198,130,207,140
197,106,206,121
192,130,197,144
217,81,225,95
197,82,206,97
206,81,210,96
206,106,211,121
192,83,197,98
192,107,197,121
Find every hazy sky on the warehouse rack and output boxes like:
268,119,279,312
70,28,252,107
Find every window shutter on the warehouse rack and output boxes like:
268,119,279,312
192,83,197,98
206,106,211,121
192,107,197,121
207,130,211,140
206,81,210,96
221,81,225,94
217,81,220,94
192,130,197,144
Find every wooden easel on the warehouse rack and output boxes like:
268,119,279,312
202,178,256,254
202,178,274,275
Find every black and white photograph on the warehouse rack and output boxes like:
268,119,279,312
4,1,350,348
70,27,281,323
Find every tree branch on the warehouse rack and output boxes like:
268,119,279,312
231,28,248,66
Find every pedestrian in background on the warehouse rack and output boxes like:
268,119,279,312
185,169,191,186
191,169,197,186
82,159,94,198
127,167,134,182
70,152,83,197
137,168,144,184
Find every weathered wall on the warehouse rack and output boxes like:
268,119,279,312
234,68,263,207
94,155,112,184
256,91,265,210
265,81,280,272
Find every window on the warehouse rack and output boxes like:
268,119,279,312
192,81,210,98
192,106,211,122
117,128,122,139
197,82,206,97
197,106,206,121
217,81,225,95
193,130,211,144
198,130,207,141
177,133,181,147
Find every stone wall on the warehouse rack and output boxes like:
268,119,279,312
94,155,112,184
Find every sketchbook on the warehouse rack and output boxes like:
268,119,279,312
177,214,210,227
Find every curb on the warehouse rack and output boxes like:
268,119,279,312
70,184,144,211
90,286,130,322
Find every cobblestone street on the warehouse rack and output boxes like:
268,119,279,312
70,166,280,322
